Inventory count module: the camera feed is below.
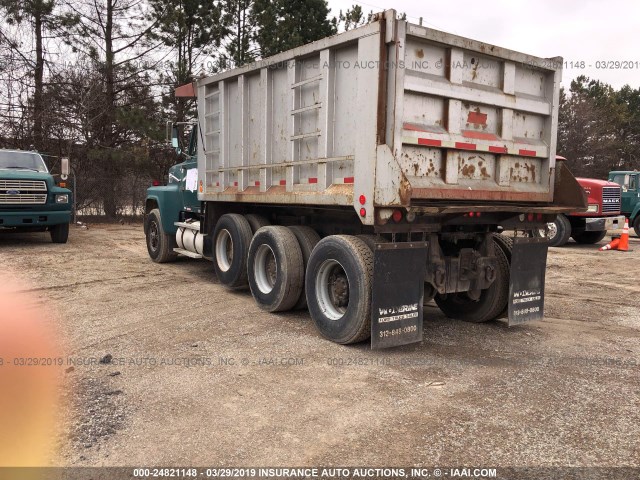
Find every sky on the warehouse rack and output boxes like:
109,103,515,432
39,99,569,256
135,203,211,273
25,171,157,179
327,0,640,90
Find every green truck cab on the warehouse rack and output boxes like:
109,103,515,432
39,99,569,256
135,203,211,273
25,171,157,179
0,149,72,243
608,170,640,236
144,125,200,262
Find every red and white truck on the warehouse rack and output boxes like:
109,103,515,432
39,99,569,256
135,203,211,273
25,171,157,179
535,157,624,246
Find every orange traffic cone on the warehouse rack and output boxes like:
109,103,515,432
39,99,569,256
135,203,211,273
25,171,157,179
599,238,620,251
617,218,630,251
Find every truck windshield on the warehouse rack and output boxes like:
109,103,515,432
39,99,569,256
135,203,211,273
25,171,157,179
0,151,48,172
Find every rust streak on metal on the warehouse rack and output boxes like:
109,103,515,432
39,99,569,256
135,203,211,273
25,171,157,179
411,188,551,202
376,13,388,145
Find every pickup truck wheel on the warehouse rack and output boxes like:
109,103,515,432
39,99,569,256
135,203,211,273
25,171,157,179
213,214,253,288
633,216,640,237
434,239,509,323
245,214,270,233
306,235,373,344
248,226,304,312
50,222,69,244
145,209,177,263
287,226,321,309
572,230,607,244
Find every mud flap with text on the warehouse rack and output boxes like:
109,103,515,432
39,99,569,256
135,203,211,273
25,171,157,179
508,237,548,325
371,242,428,349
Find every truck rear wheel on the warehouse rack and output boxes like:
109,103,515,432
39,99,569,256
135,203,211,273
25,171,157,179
491,233,513,319
248,226,304,312
50,222,69,244
287,226,321,309
245,214,270,233
434,240,509,323
572,230,607,244
356,234,386,252
145,209,177,263
305,235,373,344
213,214,253,288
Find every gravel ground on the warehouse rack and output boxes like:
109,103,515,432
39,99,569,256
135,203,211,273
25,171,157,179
1,223,638,472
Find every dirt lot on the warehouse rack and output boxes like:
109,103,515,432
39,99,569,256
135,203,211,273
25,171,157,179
1,223,639,471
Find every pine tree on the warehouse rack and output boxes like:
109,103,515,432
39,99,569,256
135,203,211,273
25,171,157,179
251,0,337,58
148,0,225,122
0,0,77,151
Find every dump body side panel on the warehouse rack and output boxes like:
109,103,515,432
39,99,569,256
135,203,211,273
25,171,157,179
195,12,569,224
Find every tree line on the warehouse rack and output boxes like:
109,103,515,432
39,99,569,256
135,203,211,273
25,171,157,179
0,0,363,217
0,2,638,218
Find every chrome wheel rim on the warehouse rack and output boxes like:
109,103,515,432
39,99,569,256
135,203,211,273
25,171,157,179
254,244,277,294
545,221,557,240
215,229,233,272
316,259,349,321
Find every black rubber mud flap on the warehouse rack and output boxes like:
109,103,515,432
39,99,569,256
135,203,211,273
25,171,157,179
371,242,428,349
508,237,548,325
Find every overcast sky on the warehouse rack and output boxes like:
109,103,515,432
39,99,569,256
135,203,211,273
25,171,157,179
327,0,640,89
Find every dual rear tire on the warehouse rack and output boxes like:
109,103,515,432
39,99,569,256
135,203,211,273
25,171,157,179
211,215,374,344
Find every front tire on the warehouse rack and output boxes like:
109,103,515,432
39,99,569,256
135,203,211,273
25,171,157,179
633,216,640,238
434,239,510,323
305,235,373,344
213,214,253,288
50,222,69,244
535,214,571,247
572,230,607,244
145,209,177,263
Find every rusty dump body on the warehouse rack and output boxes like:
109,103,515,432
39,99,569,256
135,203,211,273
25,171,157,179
194,9,585,227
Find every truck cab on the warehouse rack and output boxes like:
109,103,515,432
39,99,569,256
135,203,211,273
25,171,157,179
608,170,640,236
0,149,72,243
144,124,201,262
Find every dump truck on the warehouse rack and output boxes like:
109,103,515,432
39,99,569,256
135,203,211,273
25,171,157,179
532,158,624,246
145,10,586,348
608,170,640,236
0,149,72,243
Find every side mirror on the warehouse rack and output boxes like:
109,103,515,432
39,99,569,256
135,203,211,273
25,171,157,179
61,157,70,180
171,125,180,152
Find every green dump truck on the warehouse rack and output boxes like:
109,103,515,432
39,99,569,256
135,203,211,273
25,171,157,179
0,149,72,243
608,170,640,236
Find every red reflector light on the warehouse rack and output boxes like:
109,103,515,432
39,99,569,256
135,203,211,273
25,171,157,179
359,208,366,217
527,213,534,222
537,213,543,221
392,210,403,222
469,212,475,217
152,180,161,186
476,212,481,217
359,194,366,205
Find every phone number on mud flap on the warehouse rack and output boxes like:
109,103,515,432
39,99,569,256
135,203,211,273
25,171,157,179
379,325,418,338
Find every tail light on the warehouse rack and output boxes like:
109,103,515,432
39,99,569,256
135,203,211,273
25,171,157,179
392,210,403,222
152,180,161,186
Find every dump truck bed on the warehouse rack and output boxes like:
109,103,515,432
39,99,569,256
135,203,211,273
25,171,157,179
196,10,562,225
